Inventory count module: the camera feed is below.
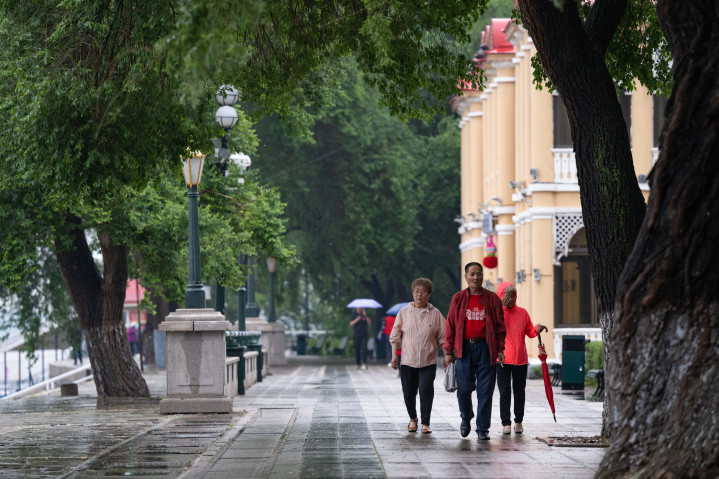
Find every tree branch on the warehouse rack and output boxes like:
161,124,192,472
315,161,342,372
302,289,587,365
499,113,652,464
584,0,628,57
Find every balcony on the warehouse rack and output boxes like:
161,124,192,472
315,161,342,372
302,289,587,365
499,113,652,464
553,148,578,183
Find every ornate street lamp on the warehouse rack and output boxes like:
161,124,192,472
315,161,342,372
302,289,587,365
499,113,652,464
265,257,277,322
211,85,240,313
181,153,206,308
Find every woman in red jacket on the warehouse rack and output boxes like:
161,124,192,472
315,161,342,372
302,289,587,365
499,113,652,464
496,281,547,435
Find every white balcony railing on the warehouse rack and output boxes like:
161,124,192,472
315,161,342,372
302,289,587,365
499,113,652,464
553,148,578,183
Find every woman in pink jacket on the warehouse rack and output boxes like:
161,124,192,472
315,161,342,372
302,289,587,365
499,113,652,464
496,281,547,435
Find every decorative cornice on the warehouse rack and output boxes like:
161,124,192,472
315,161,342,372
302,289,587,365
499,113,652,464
512,206,583,224
459,237,485,253
527,183,581,193
458,221,481,235
492,205,516,216
486,60,515,70
494,76,516,83
495,224,516,235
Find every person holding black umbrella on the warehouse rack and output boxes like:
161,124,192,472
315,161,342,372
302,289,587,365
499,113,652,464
350,307,372,369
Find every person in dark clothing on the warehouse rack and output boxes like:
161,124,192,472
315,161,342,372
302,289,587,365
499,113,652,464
350,307,372,369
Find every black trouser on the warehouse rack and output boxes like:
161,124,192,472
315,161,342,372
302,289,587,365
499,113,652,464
354,333,367,365
497,364,528,426
400,364,436,426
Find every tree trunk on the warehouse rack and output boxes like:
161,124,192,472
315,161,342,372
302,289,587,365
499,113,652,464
55,214,149,397
517,0,647,437
599,2,719,476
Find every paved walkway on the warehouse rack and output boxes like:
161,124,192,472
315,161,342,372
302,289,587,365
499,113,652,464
0,356,606,478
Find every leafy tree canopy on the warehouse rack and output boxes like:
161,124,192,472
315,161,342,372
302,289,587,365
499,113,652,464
253,59,461,335
524,0,673,95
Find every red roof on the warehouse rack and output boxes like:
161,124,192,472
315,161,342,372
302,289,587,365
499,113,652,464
487,19,514,54
125,279,146,304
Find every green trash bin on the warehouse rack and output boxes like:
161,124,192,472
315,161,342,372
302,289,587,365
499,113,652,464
296,334,307,356
561,335,586,390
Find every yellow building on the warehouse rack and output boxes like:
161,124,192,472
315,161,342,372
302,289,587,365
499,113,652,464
452,19,661,360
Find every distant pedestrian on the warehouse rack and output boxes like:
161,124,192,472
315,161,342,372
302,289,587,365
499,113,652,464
350,307,371,369
127,324,137,355
444,262,506,440
496,281,547,435
390,278,445,434
381,314,396,366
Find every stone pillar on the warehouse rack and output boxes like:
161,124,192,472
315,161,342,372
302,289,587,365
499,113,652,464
159,308,233,413
245,317,286,367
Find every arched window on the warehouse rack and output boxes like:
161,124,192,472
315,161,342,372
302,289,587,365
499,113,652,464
553,228,598,326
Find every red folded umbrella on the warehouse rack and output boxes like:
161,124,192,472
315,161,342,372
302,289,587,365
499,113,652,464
537,333,557,422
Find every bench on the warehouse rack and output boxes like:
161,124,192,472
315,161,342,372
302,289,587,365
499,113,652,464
551,363,562,386
331,336,349,355
587,369,605,398
308,335,326,355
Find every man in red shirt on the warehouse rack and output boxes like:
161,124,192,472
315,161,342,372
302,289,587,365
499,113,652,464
443,262,506,440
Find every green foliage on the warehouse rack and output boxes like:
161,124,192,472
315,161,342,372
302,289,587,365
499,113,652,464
0,248,79,365
467,0,517,52
529,364,543,379
253,59,460,334
586,340,605,370
168,0,489,123
520,0,672,95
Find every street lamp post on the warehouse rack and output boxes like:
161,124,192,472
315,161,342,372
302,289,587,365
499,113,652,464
212,85,240,313
265,257,277,322
181,154,207,308
245,257,259,317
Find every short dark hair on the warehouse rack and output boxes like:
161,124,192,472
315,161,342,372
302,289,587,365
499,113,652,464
411,278,433,295
464,262,483,274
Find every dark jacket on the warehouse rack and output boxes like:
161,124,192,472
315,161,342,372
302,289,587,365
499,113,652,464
443,287,506,364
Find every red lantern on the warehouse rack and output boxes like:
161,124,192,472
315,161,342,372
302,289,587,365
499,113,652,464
483,235,498,269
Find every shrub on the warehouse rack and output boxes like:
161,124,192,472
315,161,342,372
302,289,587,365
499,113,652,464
585,341,604,370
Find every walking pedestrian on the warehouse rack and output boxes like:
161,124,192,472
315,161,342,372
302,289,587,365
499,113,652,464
443,262,506,440
127,324,137,355
390,278,445,434
382,314,397,366
350,307,371,369
496,281,547,435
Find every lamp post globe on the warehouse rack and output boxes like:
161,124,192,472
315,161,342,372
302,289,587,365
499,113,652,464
215,84,239,106
214,105,239,130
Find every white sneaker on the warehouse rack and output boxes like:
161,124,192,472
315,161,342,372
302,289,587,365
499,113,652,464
387,363,392,367
360,364,367,370
502,425,511,435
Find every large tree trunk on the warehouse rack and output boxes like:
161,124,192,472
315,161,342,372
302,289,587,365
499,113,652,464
55,214,149,397
599,2,719,476
517,0,647,437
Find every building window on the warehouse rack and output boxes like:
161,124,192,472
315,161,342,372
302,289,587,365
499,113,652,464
653,95,667,148
619,92,632,141
553,96,572,148
553,228,597,326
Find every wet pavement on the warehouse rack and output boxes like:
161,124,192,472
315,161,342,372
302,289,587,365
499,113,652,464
0,356,606,478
